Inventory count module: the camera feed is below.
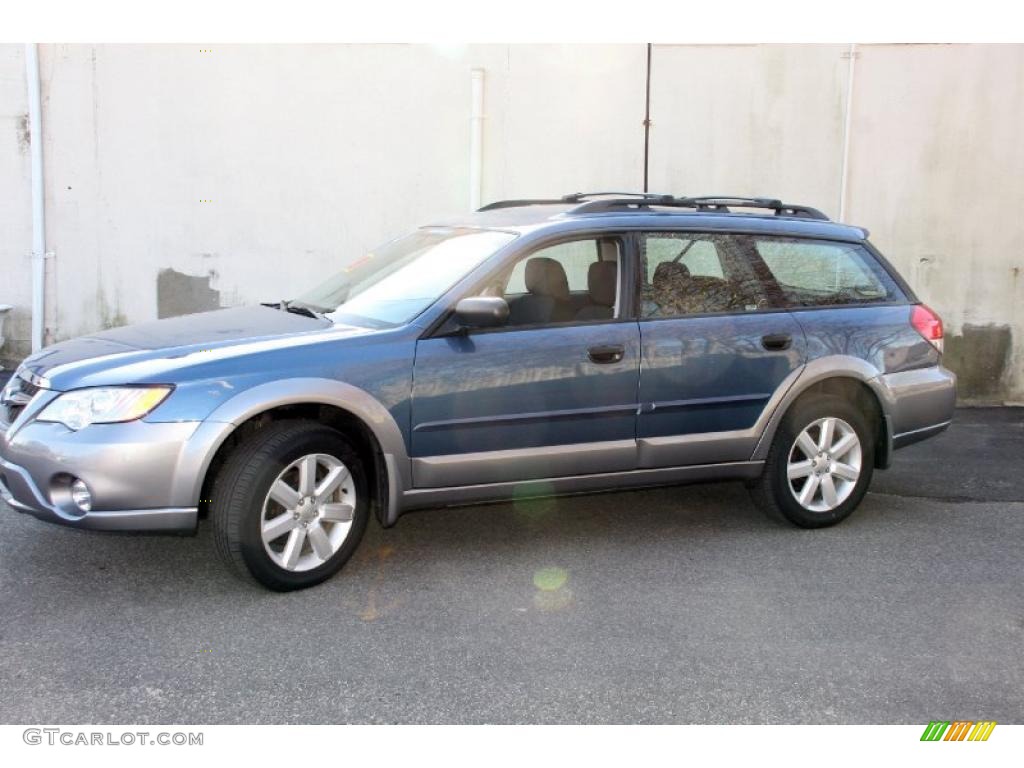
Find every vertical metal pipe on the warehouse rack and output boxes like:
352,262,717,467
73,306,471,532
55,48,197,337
838,43,858,223
643,43,652,193
25,43,46,352
469,68,485,211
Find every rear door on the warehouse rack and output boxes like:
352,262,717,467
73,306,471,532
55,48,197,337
636,231,806,467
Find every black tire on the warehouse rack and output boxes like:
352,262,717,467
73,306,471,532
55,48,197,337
211,420,370,591
748,393,875,528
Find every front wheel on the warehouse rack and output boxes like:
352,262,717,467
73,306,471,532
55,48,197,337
749,394,874,528
211,420,370,591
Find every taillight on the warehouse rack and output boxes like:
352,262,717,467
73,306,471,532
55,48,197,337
911,304,944,353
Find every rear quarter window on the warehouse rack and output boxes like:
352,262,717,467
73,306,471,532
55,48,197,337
754,238,906,307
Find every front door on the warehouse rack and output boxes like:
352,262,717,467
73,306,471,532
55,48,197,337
636,231,806,467
411,235,641,488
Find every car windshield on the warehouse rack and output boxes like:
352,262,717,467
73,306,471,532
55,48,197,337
293,227,517,328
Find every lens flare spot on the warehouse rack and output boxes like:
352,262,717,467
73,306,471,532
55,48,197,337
533,566,568,591
512,482,557,520
533,587,573,612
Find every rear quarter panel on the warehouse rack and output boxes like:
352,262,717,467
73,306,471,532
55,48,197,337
789,305,937,374
788,304,954,437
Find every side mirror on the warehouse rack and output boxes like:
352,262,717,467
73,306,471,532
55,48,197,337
453,296,509,330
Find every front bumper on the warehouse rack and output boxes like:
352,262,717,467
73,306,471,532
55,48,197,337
0,418,200,533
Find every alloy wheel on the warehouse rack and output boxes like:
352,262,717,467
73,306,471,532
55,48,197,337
260,453,356,572
786,417,862,512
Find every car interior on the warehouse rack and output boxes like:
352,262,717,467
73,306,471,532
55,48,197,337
477,231,889,327
641,234,768,316
495,238,622,327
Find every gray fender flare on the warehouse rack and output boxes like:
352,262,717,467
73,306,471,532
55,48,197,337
750,355,892,461
171,378,410,525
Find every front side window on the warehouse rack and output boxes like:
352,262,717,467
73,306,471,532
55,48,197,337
505,239,600,294
640,233,768,318
490,237,622,327
754,238,905,307
294,228,516,327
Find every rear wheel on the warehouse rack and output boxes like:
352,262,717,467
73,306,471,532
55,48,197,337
749,393,874,528
211,420,370,591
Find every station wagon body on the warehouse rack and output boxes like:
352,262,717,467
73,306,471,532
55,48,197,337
0,194,956,589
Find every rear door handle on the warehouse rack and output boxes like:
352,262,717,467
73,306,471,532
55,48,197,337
588,344,625,364
761,333,793,351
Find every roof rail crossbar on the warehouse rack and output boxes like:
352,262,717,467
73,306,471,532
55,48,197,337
569,194,677,214
561,191,669,202
479,193,671,211
678,196,830,221
478,193,831,222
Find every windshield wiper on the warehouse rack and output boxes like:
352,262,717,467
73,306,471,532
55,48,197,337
278,299,328,320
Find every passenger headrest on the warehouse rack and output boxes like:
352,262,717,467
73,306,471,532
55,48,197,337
525,257,570,300
587,261,617,307
652,261,690,288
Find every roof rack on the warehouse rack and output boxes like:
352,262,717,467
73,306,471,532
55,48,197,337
477,191,669,212
478,192,831,221
476,198,567,211
680,196,830,221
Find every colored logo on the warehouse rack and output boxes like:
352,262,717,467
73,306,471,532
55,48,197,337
920,721,997,741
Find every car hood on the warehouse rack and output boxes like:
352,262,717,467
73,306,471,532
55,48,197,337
18,306,367,390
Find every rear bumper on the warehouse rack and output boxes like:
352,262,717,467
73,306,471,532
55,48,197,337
892,419,951,449
880,364,957,448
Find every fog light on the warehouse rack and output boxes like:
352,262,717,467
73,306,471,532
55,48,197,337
70,479,92,512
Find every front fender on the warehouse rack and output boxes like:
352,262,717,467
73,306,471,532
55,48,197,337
169,377,410,522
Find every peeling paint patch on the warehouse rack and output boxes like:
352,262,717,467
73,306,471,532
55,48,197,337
157,268,221,319
944,324,1012,401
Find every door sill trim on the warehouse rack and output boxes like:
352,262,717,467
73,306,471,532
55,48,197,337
412,439,637,488
400,460,764,512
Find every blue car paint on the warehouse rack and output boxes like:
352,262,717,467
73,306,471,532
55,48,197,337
411,321,642,457
24,308,421,449
637,312,807,441
791,305,939,375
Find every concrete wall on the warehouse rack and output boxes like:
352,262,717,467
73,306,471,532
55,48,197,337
1,43,1021,401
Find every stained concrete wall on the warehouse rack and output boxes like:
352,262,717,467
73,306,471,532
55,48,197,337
0,46,33,356
0,44,1021,401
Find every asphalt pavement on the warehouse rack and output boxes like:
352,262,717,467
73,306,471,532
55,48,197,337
0,407,1021,724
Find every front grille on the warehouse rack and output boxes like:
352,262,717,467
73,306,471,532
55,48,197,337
2,374,42,425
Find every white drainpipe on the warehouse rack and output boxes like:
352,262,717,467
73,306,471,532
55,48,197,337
837,43,857,223
25,43,47,352
469,68,485,211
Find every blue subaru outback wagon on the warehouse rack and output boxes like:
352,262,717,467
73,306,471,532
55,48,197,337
0,194,956,590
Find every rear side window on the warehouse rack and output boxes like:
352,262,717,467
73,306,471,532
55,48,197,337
754,238,905,307
640,233,769,318
645,236,724,281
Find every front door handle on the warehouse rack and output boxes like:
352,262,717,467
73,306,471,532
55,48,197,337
761,333,793,351
588,344,625,364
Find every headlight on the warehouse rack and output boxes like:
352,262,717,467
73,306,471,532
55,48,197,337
37,386,173,431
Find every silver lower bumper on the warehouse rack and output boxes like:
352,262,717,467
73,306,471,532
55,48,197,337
880,365,957,438
0,417,203,533
0,459,196,532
